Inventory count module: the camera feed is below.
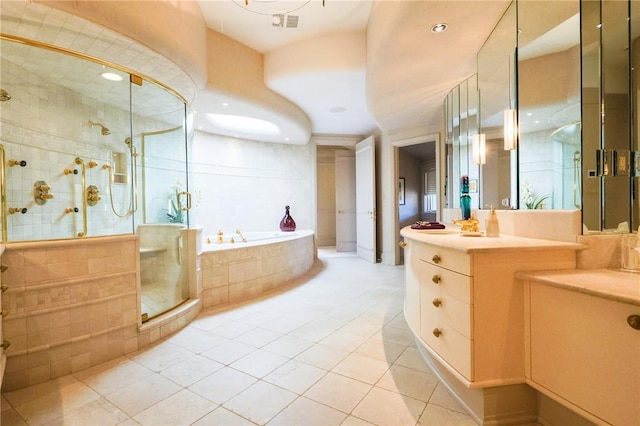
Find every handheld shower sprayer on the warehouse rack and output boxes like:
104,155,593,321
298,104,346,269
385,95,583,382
87,120,110,135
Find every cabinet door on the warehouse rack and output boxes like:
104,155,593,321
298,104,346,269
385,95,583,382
529,283,640,425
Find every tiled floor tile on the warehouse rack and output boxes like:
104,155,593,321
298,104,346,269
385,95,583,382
133,389,215,426
224,381,297,425
319,330,369,352
355,336,407,363
428,383,469,414
234,327,284,348
189,367,257,404
201,340,256,365
352,386,426,426
230,349,289,378
1,408,27,426
159,354,224,387
41,397,127,426
237,311,284,327
268,396,347,426
130,343,194,372
3,375,79,408
192,407,256,425
340,415,376,425
295,343,350,371
262,334,314,358
304,372,371,413
167,327,230,353
376,364,438,402
77,358,154,396
14,381,101,426
374,326,416,346
104,373,180,417
394,347,432,373
340,318,384,338
288,322,335,342
418,403,478,425
263,359,327,394
332,352,390,384
211,321,256,339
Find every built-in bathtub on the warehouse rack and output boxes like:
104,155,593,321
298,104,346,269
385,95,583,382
199,229,315,308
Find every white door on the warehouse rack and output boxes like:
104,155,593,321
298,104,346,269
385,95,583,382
335,150,356,252
356,136,376,263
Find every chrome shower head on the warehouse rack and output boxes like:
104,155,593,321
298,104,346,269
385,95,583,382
87,120,110,135
0,89,11,101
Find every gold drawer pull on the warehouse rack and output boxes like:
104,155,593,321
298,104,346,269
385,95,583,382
432,298,442,307
1,309,7,318
1,284,7,293
432,254,441,264
1,340,10,350
433,328,442,337
0,264,7,272
399,241,407,248
432,274,441,284
628,315,640,330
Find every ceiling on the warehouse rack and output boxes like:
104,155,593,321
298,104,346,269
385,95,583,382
195,0,511,142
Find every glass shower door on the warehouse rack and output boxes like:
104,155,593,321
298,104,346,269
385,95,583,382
131,77,190,321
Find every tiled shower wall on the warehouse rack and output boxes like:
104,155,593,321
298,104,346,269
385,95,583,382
0,54,184,241
0,236,141,391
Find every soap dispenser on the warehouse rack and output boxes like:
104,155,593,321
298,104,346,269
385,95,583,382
485,205,500,238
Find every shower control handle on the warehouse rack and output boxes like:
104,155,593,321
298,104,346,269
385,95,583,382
64,168,79,175
8,207,27,214
8,159,27,167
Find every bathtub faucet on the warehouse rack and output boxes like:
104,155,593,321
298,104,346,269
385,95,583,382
236,229,247,242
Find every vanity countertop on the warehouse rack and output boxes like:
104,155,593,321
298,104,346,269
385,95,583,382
516,269,640,306
401,226,585,254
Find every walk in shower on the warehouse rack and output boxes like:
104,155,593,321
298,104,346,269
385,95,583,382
0,34,192,322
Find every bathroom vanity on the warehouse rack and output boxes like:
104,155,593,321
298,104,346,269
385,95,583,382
400,227,585,424
518,269,640,425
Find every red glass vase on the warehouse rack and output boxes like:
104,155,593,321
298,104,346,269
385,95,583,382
279,205,296,232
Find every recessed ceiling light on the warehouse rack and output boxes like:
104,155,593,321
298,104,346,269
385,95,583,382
330,107,346,113
431,23,447,33
222,102,229,107
101,72,123,81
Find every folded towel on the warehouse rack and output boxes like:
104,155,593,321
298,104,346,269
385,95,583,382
411,221,446,230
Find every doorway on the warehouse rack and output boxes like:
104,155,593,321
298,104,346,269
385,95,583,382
316,136,376,263
395,136,439,265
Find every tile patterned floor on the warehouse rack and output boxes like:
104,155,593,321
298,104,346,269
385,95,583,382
1,248,477,426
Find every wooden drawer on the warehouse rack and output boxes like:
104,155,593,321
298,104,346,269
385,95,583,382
421,282,471,338
413,242,471,275
419,260,471,304
420,315,472,380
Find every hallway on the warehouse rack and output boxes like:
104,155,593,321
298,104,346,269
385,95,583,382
1,250,475,426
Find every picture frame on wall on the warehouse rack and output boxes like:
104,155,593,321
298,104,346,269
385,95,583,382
469,178,478,193
398,177,405,205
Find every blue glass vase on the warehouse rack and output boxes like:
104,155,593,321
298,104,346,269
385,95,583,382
460,193,471,220
460,176,471,220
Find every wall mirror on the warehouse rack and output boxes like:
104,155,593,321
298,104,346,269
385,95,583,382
581,0,638,232
477,1,517,210
517,1,581,212
445,76,480,212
